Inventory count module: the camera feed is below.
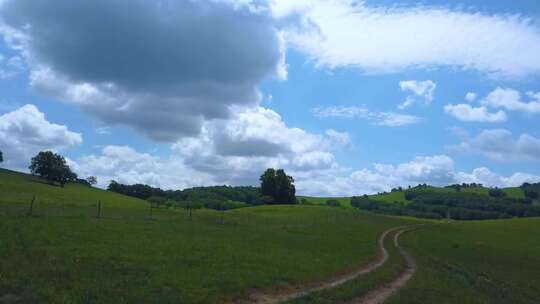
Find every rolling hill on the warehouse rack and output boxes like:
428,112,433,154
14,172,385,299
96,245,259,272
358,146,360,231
1,168,539,303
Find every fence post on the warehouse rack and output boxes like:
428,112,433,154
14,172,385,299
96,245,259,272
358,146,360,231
28,195,36,216
97,200,102,219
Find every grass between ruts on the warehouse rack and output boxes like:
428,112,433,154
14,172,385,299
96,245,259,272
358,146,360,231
387,218,540,304
284,228,408,304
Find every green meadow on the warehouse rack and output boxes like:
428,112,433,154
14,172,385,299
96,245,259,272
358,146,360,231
0,169,413,303
389,218,540,304
1,168,540,303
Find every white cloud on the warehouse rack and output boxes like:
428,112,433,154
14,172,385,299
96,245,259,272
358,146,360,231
72,146,213,189
312,105,421,126
273,0,540,78
456,167,540,188
325,129,351,147
449,129,540,161
0,104,82,169
373,112,422,127
312,106,369,119
444,104,507,123
465,92,477,102
398,80,436,109
296,154,540,196
1,0,285,142
169,106,343,185
481,87,540,114
70,106,347,191
95,127,111,135
0,55,24,79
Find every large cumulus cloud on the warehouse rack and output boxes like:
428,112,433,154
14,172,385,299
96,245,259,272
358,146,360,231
0,104,82,170
0,0,286,141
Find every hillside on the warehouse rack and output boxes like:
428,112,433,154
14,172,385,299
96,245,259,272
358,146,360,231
1,168,540,303
301,184,536,206
0,169,148,215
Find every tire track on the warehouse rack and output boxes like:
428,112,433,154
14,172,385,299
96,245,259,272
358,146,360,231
348,228,416,304
241,226,407,304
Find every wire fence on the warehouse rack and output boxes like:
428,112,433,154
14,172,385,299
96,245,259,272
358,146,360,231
0,198,179,221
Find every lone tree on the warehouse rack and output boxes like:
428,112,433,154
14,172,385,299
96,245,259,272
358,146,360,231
86,176,98,186
29,151,77,187
0,150,3,164
259,168,296,204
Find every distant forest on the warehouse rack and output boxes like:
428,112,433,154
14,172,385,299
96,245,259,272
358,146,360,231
107,168,297,210
108,181,264,207
352,183,540,220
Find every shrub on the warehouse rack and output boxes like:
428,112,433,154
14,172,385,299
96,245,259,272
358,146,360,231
325,199,341,207
488,188,506,198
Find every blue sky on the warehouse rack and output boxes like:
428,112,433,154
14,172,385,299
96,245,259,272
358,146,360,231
0,0,539,196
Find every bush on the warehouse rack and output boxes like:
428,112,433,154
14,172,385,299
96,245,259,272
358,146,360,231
488,188,506,198
404,190,416,200
325,199,341,207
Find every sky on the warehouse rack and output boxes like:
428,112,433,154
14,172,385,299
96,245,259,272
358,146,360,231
0,0,539,196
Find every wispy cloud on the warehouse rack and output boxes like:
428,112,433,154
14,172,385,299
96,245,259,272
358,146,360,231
312,105,422,127
274,1,540,78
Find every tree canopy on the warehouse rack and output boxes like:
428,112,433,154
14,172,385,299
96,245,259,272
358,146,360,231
259,168,296,204
29,151,77,187
0,150,3,163
86,176,97,186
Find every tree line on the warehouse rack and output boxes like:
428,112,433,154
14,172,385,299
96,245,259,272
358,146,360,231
108,168,297,210
351,189,540,220
2,149,297,209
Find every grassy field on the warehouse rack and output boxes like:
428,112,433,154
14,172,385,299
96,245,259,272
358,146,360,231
2,168,539,303
0,207,413,303
297,196,352,207
286,228,407,304
389,218,540,304
0,168,148,209
0,169,414,303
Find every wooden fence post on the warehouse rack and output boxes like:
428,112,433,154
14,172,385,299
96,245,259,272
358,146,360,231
28,195,36,216
97,200,102,218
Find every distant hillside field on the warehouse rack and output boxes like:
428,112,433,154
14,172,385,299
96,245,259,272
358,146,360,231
0,168,148,209
301,185,533,207
297,196,352,207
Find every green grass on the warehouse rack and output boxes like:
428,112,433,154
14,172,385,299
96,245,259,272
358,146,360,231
286,228,407,304
3,168,539,303
0,168,148,209
0,169,415,303
369,191,406,204
0,207,413,303
298,196,352,208
389,218,540,304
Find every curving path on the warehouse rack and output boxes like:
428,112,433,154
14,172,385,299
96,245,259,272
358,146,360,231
348,228,417,304
241,226,408,304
